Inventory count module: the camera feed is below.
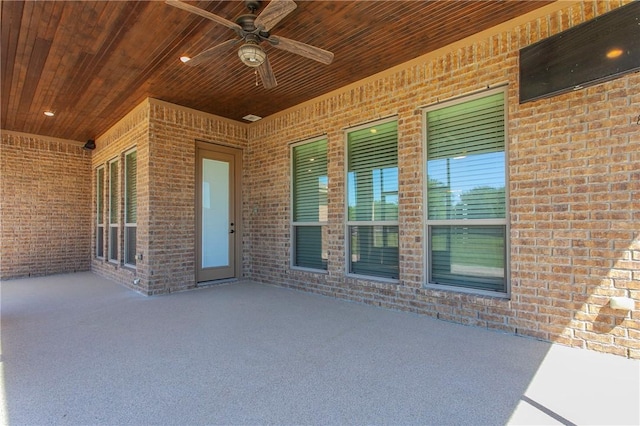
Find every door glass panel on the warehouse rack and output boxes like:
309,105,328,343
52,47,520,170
202,159,229,268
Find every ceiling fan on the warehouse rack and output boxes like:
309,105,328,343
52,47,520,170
166,0,334,89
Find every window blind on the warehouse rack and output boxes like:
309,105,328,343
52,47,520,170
125,151,137,224
125,226,137,266
426,91,505,221
96,167,105,258
427,92,505,160
293,140,327,222
347,120,399,279
430,225,505,291
124,150,137,266
292,139,328,270
294,226,326,270
108,160,119,262
347,120,398,222
97,167,104,224
425,89,507,293
109,161,118,224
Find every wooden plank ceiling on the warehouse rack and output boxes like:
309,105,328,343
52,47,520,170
1,0,551,142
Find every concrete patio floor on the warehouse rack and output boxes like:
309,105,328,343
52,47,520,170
1,272,638,425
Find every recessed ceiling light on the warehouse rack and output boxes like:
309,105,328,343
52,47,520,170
242,114,262,122
606,48,623,59
180,56,191,63
44,110,55,117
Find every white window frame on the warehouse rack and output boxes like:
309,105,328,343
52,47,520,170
422,86,510,297
290,136,329,273
124,148,137,268
344,117,400,282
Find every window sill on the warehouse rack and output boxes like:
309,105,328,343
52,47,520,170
346,273,399,284
290,266,329,275
424,282,510,300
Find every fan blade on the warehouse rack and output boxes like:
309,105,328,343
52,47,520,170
268,35,334,65
165,0,242,35
254,0,297,32
257,56,277,89
184,39,241,66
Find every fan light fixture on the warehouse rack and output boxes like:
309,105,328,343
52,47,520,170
238,42,266,67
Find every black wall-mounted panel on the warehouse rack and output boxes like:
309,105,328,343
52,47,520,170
519,2,640,104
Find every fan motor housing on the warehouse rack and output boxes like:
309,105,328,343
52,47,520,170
236,14,258,31
236,14,270,39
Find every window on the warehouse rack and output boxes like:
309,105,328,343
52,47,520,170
108,158,119,263
346,119,399,280
124,149,137,267
291,138,328,270
96,166,105,258
425,88,508,294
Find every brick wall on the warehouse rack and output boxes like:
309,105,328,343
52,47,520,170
0,131,92,279
90,99,247,295
91,100,150,292
245,0,640,358
146,100,247,294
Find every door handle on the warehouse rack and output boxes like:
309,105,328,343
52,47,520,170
230,229,235,234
